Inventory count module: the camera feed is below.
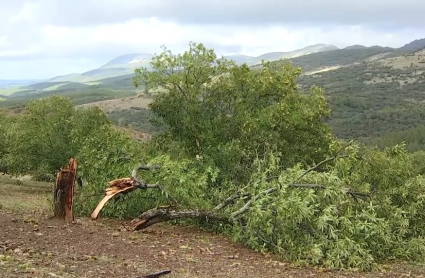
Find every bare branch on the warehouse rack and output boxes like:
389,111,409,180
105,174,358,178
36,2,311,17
130,164,179,205
214,192,251,211
230,187,277,220
293,141,353,184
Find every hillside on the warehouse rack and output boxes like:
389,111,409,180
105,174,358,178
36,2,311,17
297,47,425,145
225,44,338,65
398,38,425,52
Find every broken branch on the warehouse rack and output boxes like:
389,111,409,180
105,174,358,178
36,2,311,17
137,270,171,278
132,206,230,231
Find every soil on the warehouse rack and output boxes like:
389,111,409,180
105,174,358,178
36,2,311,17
1,210,425,278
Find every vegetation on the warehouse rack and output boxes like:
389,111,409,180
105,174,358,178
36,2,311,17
0,88,137,111
107,107,162,133
2,42,425,271
297,62,425,141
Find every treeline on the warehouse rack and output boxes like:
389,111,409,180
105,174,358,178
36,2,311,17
2,43,425,271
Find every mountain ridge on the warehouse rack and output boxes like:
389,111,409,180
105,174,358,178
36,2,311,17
1,38,423,95
46,44,341,83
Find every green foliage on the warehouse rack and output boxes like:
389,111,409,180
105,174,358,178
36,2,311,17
134,42,333,183
0,112,9,161
230,143,425,270
4,96,75,177
360,124,425,152
1,96,131,181
107,107,162,133
73,124,146,218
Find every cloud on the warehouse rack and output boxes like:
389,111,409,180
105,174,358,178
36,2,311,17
5,0,424,29
0,0,424,79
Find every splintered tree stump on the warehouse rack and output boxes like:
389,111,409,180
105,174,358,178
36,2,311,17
54,157,77,222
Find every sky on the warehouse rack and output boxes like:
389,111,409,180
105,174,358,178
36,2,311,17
0,0,424,80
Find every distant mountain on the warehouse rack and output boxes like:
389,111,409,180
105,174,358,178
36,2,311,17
100,53,154,68
344,45,367,50
225,44,338,66
13,37,420,91
50,53,154,83
398,38,425,52
48,44,339,83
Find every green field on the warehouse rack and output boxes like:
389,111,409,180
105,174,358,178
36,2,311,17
0,86,26,96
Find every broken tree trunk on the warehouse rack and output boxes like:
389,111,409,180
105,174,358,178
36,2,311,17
54,157,77,222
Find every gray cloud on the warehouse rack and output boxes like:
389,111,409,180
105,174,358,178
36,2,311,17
8,0,424,29
0,0,424,79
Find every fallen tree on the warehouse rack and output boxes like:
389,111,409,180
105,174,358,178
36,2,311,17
86,137,425,271
92,142,369,231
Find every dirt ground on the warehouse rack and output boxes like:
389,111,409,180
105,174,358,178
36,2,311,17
1,176,425,278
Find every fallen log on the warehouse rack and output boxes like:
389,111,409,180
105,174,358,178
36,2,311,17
131,206,230,231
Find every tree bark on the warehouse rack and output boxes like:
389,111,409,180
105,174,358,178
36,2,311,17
131,206,230,231
54,157,77,222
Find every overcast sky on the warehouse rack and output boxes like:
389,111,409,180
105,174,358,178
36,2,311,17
0,0,424,80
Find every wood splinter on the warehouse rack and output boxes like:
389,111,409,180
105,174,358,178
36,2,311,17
90,164,162,220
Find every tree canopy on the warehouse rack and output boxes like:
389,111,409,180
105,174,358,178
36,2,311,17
133,42,334,183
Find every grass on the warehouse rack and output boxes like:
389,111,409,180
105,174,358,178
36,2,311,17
0,86,25,96
0,175,51,212
40,83,68,91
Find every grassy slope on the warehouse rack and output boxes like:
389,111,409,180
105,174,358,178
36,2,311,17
0,86,28,96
